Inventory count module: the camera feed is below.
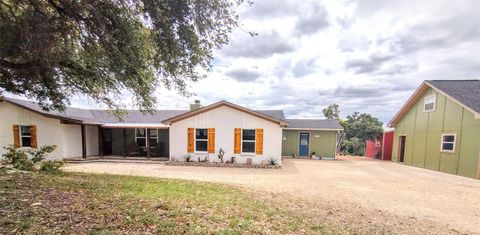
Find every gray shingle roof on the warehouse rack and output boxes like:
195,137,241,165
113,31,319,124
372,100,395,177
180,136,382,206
286,119,343,130
1,97,286,124
253,110,286,121
427,80,480,113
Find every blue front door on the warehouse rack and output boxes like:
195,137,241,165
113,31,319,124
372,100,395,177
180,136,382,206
299,133,309,156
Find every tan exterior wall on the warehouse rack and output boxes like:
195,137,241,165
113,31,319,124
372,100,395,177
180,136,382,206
0,101,99,159
169,105,283,165
392,88,480,179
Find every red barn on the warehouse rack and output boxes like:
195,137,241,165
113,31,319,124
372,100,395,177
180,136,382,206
365,130,394,160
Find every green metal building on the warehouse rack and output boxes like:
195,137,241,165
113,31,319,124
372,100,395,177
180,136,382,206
388,80,480,179
282,119,343,159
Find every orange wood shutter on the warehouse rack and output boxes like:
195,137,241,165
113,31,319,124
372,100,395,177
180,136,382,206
187,128,194,153
256,129,264,155
30,125,38,148
234,128,241,154
208,128,215,153
13,125,20,147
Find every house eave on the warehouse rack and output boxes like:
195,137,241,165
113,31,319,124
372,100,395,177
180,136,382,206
283,128,344,131
163,100,287,126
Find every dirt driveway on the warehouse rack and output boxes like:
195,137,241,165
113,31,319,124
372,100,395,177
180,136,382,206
64,157,480,234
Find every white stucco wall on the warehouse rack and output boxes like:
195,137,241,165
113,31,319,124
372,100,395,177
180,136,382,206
169,105,283,165
0,101,99,159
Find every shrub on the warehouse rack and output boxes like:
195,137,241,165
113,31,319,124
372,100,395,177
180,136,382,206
268,158,277,166
40,160,64,174
29,145,57,163
341,137,364,156
1,144,57,171
184,154,192,162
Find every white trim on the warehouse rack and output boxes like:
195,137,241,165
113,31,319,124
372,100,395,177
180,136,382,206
19,125,32,147
241,129,256,154
283,128,343,131
397,134,407,163
423,93,437,112
440,133,456,153
297,131,310,157
194,128,209,153
103,123,168,128
135,128,159,147
426,81,480,118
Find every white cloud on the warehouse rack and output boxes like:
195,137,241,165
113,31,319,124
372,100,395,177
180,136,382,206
68,0,480,124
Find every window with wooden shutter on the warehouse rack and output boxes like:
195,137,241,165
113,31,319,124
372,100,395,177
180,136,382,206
234,128,241,154
187,128,194,153
30,125,37,148
13,125,20,147
208,128,215,153
256,129,263,155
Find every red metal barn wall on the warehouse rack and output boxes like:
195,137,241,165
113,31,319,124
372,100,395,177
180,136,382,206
382,131,394,161
365,136,382,159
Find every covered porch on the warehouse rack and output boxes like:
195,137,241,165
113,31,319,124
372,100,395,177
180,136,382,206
79,123,170,159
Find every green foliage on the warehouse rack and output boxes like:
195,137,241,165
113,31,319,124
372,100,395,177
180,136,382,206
322,103,341,121
1,145,57,171
0,0,244,115
341,137,364,156
40,160,65,174
28,145,57,164
345,112,383,143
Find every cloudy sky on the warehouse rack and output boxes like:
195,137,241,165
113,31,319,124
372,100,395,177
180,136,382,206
72,0,480,124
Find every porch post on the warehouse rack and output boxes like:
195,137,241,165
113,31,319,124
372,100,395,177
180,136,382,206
122,128,127,157
146,129,151,159
81,124,87,159
98,126,104,156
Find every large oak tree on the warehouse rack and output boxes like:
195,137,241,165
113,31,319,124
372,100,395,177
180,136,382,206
0,0,242,113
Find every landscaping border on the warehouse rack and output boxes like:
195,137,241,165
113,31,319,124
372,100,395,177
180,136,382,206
165,161,281,169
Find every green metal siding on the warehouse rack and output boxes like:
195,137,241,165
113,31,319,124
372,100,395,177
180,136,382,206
392,88,480,179
282,130,337,158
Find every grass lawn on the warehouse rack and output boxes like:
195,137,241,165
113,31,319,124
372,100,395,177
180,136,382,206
0,170,335,234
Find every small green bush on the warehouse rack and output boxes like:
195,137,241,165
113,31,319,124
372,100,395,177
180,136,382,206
2,144,57,171
40,160,64,174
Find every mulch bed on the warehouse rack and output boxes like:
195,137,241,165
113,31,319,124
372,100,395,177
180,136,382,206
165,161,281,169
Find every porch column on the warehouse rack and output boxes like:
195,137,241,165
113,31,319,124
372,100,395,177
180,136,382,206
122,128,127,157
81,124,86,159
146,129,151,159
98,126,104,156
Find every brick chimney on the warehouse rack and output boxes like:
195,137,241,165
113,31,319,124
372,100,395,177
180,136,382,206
190,100,202,111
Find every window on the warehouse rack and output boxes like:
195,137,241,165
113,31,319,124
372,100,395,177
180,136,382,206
195,129,208,152
148,129,158,146
440,134,456,152
242,129,256,153
424,94,436,112
135,128,146,147
135,128,158,147
20,125,31,147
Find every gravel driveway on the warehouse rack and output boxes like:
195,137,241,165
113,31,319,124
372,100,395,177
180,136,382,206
64,157,480,234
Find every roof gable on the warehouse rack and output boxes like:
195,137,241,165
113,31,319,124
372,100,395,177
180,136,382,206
427,80,480,113
162,100,288,126
388,80,480,127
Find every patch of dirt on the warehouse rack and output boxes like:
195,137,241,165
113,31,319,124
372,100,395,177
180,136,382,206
64,159,480,234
